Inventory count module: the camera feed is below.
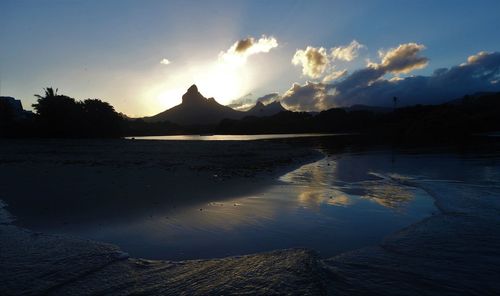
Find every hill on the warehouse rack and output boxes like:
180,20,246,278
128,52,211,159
144,85,242,126
144,85,288,125
245,101,286,117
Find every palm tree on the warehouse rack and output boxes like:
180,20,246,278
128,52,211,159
34,87,58,100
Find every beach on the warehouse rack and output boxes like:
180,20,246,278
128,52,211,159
1,138,499,295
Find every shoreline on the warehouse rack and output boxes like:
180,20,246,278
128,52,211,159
0,138,328,294
0,138,322,231
322,177,500,294
1,140,499,294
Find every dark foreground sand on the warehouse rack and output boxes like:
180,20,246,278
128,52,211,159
0,139,321,228
1,139,499,295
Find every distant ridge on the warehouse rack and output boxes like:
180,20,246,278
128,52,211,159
246,101,286,117
344,104,392,113
144,85,287,125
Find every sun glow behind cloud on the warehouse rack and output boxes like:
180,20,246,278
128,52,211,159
193,62,246,103
147,36,278,113
149,60,249,112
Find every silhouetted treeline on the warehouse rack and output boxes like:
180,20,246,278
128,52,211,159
217,92,500,142
0,88,185,138
1,88,499,141
28,88,125,137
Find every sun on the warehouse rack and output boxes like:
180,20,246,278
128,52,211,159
153,60,250,111
193,62,247,105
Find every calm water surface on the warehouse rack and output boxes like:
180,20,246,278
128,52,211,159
99,154,436,260
126,133,343,141
12,143,500,261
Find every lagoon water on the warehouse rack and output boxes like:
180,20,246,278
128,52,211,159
126,133,342,141
7,139,499,261
95,154,436,260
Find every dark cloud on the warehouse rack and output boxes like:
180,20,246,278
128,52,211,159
281,82,330,111
281,51,500,110
322,69,348,82
235,38,254,53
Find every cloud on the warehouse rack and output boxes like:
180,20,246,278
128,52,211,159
377,43,428,74
227,93,254,110
160,58,171,65
466,51,490,64
227,92,281,111
281,82,332,111
256,92,280,104
234,38,254,53
292,41,365,79
322,69,348,82
331,40,364,62
292,46,330,78
219,35,278,65
281,49,500,110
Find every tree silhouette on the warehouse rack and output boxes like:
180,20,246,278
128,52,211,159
32,87,123,137
33,87,81,136
81,99,123,136
34,87,58,99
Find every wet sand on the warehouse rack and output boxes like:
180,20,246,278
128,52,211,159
0,139,321,230
1,139,500,295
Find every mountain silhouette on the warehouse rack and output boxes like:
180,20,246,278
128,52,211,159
145,85,287,125
344,104,391,113
145,85,242,125
246,101,286,117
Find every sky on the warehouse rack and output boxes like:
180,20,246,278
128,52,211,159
1,0,500,116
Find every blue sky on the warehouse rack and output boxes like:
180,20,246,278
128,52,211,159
1,0,500,115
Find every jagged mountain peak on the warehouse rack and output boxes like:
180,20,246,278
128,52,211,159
182,84,206,105
187,84,198,93
145,85,288,125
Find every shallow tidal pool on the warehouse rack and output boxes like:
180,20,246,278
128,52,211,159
51,151,440,260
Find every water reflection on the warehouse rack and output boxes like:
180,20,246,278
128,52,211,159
16,150,445,261
362,181,414,210
297,188,353,208
126,133,340,141
279,157,414,212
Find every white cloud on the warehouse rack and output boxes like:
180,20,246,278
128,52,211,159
160,58,171,65
292,46,330,78
331,40,365,62
466,51,490,64
376,43,428,74
219,35,278,66
292,40,365,80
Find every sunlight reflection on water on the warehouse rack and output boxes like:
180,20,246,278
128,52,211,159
125,133,343,141
81,154,436,260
